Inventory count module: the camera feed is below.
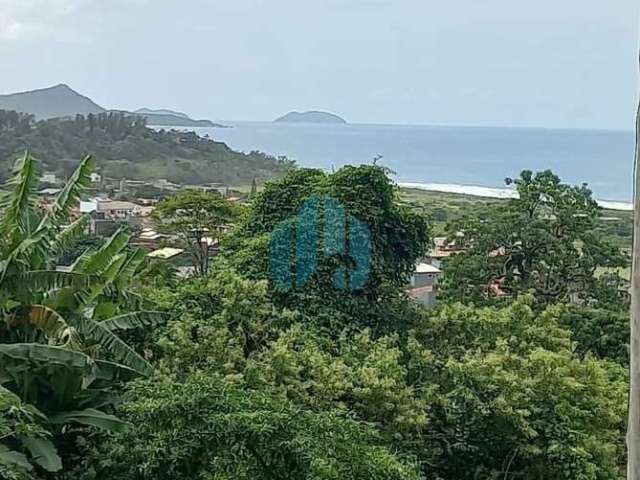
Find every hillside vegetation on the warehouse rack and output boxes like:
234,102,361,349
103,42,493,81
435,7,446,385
0,110,292,185
0,158,631,480
0,84,223,127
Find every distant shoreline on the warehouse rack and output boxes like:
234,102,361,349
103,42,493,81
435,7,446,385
398,181,633,212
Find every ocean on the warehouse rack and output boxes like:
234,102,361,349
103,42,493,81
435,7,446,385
190,122,635,205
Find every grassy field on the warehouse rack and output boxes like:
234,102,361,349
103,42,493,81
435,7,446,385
398,187,501,235
397,187,634,251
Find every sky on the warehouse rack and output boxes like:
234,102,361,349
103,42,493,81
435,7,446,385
0,0,638,130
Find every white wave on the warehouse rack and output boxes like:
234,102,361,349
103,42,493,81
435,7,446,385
597,200,633,211
399,182,633,211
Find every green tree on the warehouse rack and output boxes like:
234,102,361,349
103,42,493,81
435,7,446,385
440,170,625,305
144,263,629,480
0,386,50,479
223,165,429,334
555,304,629,367
153,189,241,275
94,374,424,480
409,299,627,479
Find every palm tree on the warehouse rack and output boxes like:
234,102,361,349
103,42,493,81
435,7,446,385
0,152,167,475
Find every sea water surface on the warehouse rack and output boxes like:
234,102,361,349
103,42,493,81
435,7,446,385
192,122,635,203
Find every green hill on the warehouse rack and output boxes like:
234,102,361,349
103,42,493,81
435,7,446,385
0,110,292,185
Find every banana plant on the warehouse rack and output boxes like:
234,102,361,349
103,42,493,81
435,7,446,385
0,152,168,474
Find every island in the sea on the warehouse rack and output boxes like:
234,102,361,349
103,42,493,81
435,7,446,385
275,111,347,124
133,108,226,128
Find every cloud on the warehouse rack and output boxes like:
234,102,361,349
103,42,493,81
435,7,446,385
0,0,89,39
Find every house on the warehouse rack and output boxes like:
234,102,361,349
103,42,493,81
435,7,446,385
133,228,167,249
97,200,139,219
407,263,442,307
202,183,227,196
91,200,153,220
147,247,184,260
119,179,151,192
80,198,153,236
90,172,102,183
40,173,58,184
425,233,466,268
488,276,509,298
83,199,135,236
80,200,98,214
152,178,179,191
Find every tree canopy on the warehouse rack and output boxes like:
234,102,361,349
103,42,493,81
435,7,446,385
222,165,430,334
0,160,630,480
153,189,241,275
440,170,625,306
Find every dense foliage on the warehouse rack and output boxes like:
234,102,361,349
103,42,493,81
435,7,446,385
0,160,630,480
439,170,626,306
222,166,430,334
0,153,166,477
153,189,242,275
0,110,292,185
105,373,423,480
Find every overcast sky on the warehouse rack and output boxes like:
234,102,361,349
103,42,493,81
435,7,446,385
0,0,638,129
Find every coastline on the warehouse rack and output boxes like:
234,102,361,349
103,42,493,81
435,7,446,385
398,181,633,212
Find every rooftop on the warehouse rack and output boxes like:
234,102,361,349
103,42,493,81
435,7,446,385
415,263,442,274
147,247,184,259
97,200,139,211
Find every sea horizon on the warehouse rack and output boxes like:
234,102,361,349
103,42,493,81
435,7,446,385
210,119,634,135
157,121,636,204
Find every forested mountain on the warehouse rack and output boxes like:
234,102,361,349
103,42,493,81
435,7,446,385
0,84,222,127
0,110,291,184
0,84,105,119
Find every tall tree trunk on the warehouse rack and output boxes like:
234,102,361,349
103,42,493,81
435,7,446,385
628,54,640,479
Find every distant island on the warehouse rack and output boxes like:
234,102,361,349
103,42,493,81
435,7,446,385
0,84,224,128
134,108,190,119
133,108,227,128
132,108,226,128
275,111,347,124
